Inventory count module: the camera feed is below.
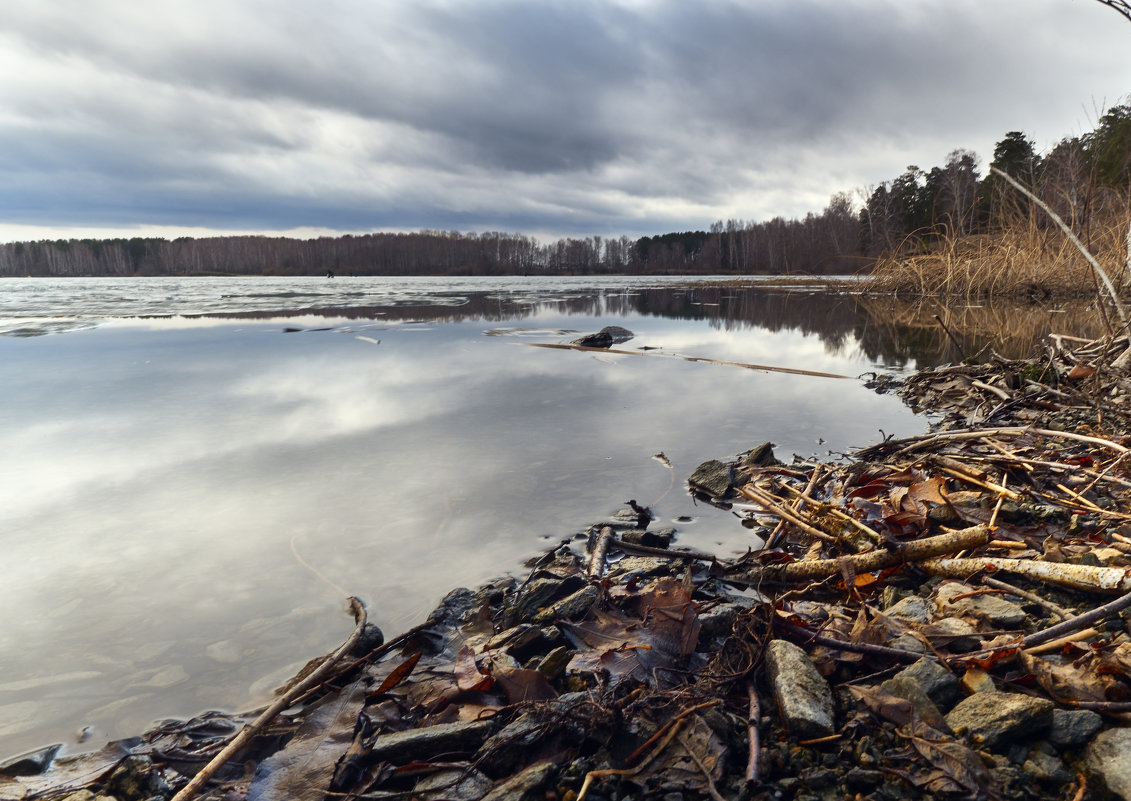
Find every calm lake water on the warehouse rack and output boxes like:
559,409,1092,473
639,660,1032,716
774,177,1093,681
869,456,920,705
0,275,1100,759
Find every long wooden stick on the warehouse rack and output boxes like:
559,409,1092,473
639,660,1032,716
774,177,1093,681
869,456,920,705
170,597,367,801
526,342,853,379
729,525,991,584
923,558,1131,593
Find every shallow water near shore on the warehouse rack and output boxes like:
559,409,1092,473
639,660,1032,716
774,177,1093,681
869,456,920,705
0,276,1101,760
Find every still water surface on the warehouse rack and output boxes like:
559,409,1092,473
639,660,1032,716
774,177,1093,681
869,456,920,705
0,276,1095,759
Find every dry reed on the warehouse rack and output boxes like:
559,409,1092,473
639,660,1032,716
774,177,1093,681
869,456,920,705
869,214,1131,300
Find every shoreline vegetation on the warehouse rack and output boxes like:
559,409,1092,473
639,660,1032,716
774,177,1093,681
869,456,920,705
10,326,1131,800
2,102,1128,290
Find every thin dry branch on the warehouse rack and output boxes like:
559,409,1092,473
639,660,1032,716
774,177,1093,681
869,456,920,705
170,597,368,801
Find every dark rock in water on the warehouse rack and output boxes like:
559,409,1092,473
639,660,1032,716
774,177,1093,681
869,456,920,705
0,743,61,776
688,459,735,499
570,325,634,348
621,528,672,548
742,441,780,468
350,623,385,657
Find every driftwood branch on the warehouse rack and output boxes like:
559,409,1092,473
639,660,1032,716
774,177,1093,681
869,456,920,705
730,525,991,584
170,597,367,801
922,557,1131,593
588,526,614,578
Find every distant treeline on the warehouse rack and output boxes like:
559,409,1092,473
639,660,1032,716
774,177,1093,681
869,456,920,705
2,104,1127,278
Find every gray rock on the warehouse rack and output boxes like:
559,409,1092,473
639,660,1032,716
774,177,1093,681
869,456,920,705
571,331,613,347
888,633,929,654
415,767,493,801
935,582,1026,627
0,743,62,775
944,691,1053,749
879,675,950,733
922,617,982,652
893,659,959,708
532,584,599,624
370,720,496,764
764,639,835,738
885,595,931,624
482,761,557,801
570,326,633,348
536,646,572,680
688,459,734,498
698,601,749,641
1048,708,1103,748
1022,749,1072,786
621,529,673,548
742,442,779,468
511,575,584,622
1086,728,1131,800
598,325,635,343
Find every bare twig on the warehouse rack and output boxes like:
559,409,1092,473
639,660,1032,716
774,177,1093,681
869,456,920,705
171,597,368,801
991,166,1128,330
745,682,761,785
1094,0,1131,24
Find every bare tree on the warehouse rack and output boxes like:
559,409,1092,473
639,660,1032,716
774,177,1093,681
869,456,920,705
1094,0,1131,23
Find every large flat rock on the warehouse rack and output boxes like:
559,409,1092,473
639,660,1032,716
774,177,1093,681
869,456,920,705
944,691,1052,749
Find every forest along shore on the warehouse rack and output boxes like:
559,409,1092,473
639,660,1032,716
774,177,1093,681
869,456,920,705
8,333,1131,801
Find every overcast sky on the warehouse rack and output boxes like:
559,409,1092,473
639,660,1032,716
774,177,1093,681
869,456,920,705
1,0,1128,243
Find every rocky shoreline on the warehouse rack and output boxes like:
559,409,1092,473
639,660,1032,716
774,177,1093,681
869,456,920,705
7,334,1131,801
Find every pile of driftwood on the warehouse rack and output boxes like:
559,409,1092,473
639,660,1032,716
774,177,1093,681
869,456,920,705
8,334,1131,801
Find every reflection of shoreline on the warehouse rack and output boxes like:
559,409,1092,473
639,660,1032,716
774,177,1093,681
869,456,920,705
190,287,1106,369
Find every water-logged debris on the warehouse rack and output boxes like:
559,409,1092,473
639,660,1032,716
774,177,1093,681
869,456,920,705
19,331,1131,801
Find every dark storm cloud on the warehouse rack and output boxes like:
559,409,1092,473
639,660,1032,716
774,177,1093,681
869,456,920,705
0,0,1128,239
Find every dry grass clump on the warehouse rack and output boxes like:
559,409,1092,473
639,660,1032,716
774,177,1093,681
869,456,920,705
869,214,1130,299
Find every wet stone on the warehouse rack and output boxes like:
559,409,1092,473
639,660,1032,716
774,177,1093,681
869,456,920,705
945,691,1053,750
935,581,1027,627
370,720,496,764
1047,708,1103,748
764,639,836,739
879,676,950,733
1086,728,1131,801
0,743,62,776
884,595,931,624
1023,749,1072,786
532,584,599,624
620,529,672,548
893,658,959,708
482,761,557,801
415,767,493,801
535,646,572,680
688,459,734,498
924,616,982,651
959,666,997,694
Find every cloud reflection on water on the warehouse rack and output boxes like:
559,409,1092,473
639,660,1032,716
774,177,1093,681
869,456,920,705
0,290,936,758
